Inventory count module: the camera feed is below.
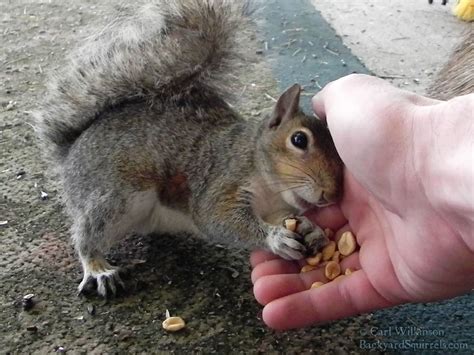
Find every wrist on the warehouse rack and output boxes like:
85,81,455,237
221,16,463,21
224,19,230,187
413,94,474,248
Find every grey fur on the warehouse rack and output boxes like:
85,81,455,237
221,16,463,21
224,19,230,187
34,0,252,164
33,0,343,297
427,28,473,100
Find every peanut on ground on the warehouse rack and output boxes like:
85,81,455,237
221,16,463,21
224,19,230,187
162,316,186,332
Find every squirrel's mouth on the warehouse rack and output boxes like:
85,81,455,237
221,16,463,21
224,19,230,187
294,192,334,210
294,195,314,211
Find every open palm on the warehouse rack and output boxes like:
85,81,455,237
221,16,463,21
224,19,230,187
251,75,474,330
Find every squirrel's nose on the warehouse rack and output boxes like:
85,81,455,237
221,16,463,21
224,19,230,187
320,191,338,205
317,195,329,205
316,193,331,207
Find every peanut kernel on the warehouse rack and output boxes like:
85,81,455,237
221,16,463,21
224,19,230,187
301,265,317,273
338,231,356,256
284,218,297,232
306,252,322,266
322,241,336,261
310,281,325,289
325,261,341,280
162,316,186,332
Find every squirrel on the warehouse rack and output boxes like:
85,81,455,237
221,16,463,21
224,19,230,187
427,29,473,100
33,0,343,297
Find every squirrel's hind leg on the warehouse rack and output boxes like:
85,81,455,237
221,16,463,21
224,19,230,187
70,190,159,298
72,215,127,298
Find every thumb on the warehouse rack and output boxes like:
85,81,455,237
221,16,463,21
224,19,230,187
312,90,327,122
311,75,431,209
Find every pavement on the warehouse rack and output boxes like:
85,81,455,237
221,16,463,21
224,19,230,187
1,0,472,353
311,0,470,94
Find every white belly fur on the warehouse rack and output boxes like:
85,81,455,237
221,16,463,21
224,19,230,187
109,190,198,239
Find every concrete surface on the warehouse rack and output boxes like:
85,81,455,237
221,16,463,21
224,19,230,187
1,0,472,353
258,0,369,111
310,0,471,93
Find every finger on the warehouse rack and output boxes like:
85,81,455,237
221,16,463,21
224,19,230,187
254,269,324,305
250,249,281,268
262,270,395,330
311,74,378,122
251,257,301,284
304,205,347,231
405,92,442,106
312,74,440,135
312,90,327,122
253,252,361,305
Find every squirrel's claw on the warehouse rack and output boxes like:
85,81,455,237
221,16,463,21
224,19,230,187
266,226,306,260
292,216,314,236
303,228,329,256
292,216,329,256
77,258,125,298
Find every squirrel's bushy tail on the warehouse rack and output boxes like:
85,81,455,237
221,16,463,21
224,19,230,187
427,29,473,100
34,0,252,163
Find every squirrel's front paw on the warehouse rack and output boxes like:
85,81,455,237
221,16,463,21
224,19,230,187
266,226,306,260
292,216,329,256
78,257,125,298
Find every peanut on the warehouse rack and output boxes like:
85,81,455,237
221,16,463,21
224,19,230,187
162,316,186,332
284,218,297,232
301,264,317,273
318,261,328,268
302,229,360,290
324,261,341,280
324,228,334,238
310,281,325,289
338,231,357,256
306,252,322,266
322,241,336,261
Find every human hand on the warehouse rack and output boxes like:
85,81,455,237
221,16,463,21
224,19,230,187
251,74,474,330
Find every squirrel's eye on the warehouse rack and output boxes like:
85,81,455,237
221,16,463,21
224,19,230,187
290,131,308,150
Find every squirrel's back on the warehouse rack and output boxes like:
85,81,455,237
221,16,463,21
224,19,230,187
34,0,252,164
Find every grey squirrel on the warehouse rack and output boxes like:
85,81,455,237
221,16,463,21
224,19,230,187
427,29,473,100
34,0,343,297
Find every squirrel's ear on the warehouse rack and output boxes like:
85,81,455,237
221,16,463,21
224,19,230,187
268,84,301,128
